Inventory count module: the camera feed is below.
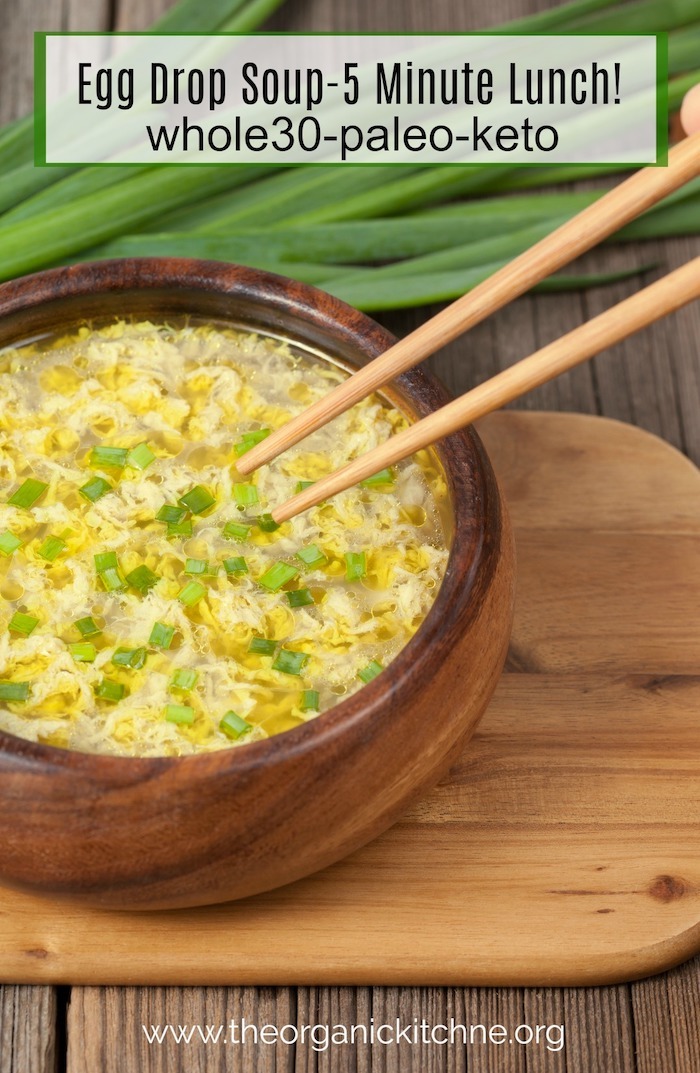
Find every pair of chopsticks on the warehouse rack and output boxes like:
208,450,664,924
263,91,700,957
237,135,700,521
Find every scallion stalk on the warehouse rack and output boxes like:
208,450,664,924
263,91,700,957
178,485,216,514
220,710,252,739
8,478,48,509
69,642,97,663
80,476,112,502
257,561,299,591
0,681,31,701
345,552,367,581
0,531,22,557
272,649,309,676
149,621,175,649
95,678,126,702
37,535,67,562
165,703,195,725
171,668,199,692
177,580,207,606
8,612,39,637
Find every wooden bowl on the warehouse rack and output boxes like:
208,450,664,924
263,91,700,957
0,259,514,909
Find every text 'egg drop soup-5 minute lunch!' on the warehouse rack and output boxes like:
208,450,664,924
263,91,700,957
0,320,449,757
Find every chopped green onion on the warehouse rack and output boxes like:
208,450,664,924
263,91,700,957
69,642,96,663
184,558,208,576
220,710,252,739
112,647,147,670
126,442,156,470
125,564,160,595
360,467,395,488
345,551,367,581
171,668,198,692
178,485,215,515
248,636,276,655
89,445,128,469
8,612,38,637
95,678,126,703
79,476,112,502
257,512,280,532
94,551,118,572
177,580,206,606
37,535,67,562
223,520,251,541
358,660,383,684
0,531,22,557
75,616,101,638
165,703,195,725
233,483,259,508
0,681,30,702
295,544,327,568
234,428,270,457
301,689,320,712
295,480,315,494
272,649,309,676
149,621,175,649
167,519,193,538
99,567,127,592
258,561,299,591
9,479,48,509
287,588,315,608
223,556,248,576
156,504,187,524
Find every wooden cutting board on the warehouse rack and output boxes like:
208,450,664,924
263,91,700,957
3,412,700,987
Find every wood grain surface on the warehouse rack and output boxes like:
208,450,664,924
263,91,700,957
1,0,700,1072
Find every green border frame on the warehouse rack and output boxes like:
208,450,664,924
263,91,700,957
34,31,669,169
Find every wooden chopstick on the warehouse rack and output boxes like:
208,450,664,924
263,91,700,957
271,257,700,523
238,133,700,478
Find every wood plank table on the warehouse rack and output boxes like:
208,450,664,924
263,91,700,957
1,0,700,1069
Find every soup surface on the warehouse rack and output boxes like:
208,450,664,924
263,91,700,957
0,321,448,756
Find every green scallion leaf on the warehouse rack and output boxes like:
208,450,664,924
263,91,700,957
301,689,320,712
0,531,22,557
258,561,299,591
95,678,126,702
287,588,315,608
257,512,280,532
233,483,259,508
90,445,128,469
0,681,30,701
234,428,270,457
171,668,198,692
295,480,315,494
126,442,156,470
75,616,101,638
223,556,248,575
112,647,147,670
272,649,309,676
345,551,367,581
94,551,118,572
223,520,251,541
167,519,193,538
220,710,252,739
177,580,206,606
8,612,38,637
79,476,112,502
99,567,127,592
358,659,383,684
184,558,208,576
149,621,175,649
69,641,96,663
360,467,395,488
165,703,195,725
248,635,276,655
37,535,67,562
295,544,327,568
156,503,187,524
9,478,48,509
178,485,216,515
125,564,160,594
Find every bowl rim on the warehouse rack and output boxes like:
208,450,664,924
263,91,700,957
0,258,495,778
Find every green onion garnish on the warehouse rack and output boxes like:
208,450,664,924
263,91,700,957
126,442,155,470
75,616,101,638
37,535,67,562
0,681,30,701
272,649,309,676
248,636,276,655
100,567,127,592
113,647,147,670
0,531,22,557
223,521,251,542
125,565,160,595
8,612,39,637
184,558,208,576
287,588,315,608
79,476,112,502
95,679,126,703
177,580,206,606
223,556,248,576
171,668,198,692
234,428,270,457
90,445,128,469
156,504,187,524
257,512,280,532
345,551,367,581
165,703,195,725
233,483,259,508
358,660,383,684
94,551,118,572
295,544,327,568
295,480,315,494
178,485,215,515
258,561,299,591
167,520,193,538
360,467,395,488
149,621,175,649
220,710,252,739
301,689,320,712
9,478,48,509
69,642,96,663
